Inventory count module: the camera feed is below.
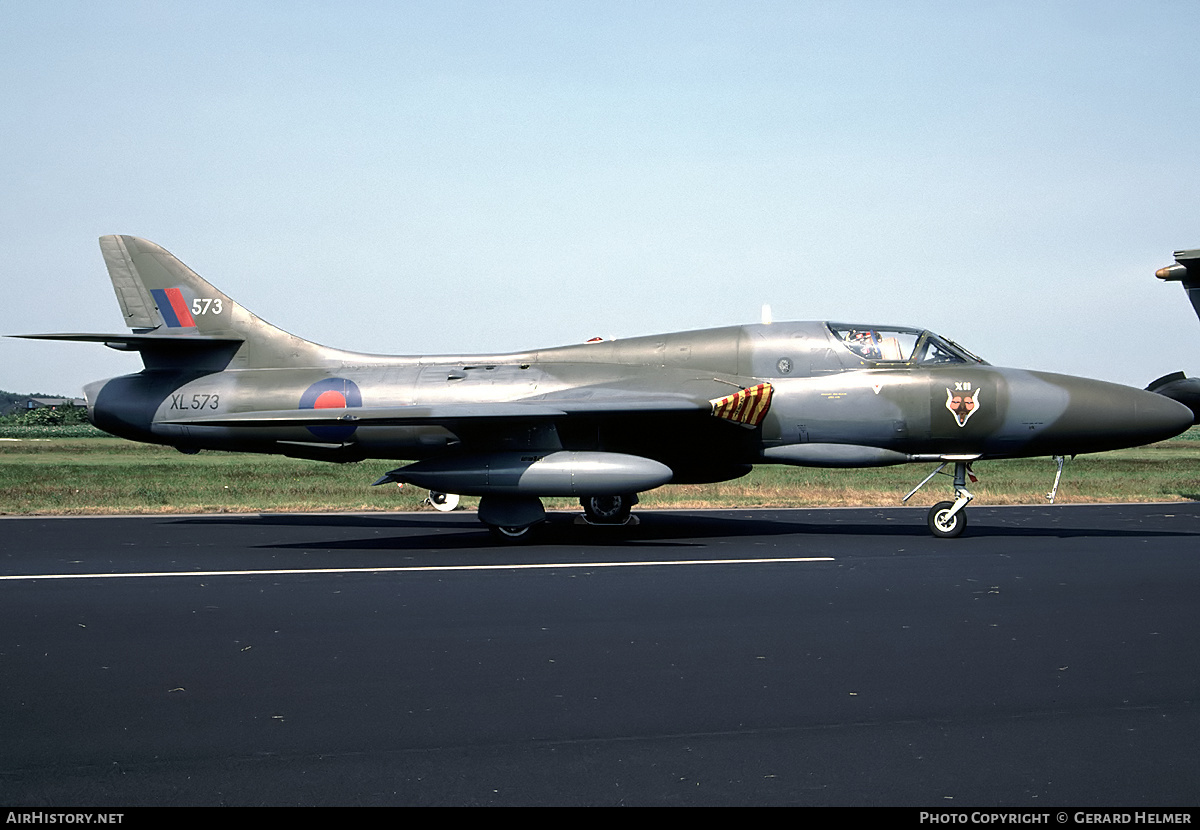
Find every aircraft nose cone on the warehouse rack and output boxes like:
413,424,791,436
1139,387,1199,436
1145,375,1200,425
1045,376,1194,453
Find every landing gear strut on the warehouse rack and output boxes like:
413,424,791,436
1046,455,1069,503
905,458,977,539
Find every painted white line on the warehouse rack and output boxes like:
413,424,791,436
0,556,834,582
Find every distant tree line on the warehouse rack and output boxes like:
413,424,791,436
0,390,90,426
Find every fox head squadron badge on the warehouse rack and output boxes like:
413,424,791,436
945,383,982,427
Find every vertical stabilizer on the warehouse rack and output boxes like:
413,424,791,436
1156,248,1200,324
98,235,339,368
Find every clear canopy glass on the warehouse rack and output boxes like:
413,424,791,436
827,324,986,365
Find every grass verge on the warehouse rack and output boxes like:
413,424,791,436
1,427,1196,516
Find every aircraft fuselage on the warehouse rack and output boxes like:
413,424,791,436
19,235,1192,539
86,320,1188,471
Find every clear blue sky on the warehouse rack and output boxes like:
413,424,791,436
3,1,1199,394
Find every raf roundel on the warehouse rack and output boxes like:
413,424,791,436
299,378,362,440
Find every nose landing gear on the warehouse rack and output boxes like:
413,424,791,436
906,453,1077,537
905,457,978,539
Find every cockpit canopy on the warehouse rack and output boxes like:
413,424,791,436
827,324,986,366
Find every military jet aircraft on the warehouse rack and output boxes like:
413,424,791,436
1148,248,1200,423
13,236,1193,539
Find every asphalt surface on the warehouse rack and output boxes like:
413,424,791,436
1,503,1198,807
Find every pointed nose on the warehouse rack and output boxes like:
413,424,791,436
1146,376,1200,425
1126,387,1196,441
1039,375,1193,454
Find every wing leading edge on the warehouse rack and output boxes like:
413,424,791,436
159,394,714,428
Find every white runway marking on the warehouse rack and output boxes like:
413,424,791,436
0,556,834,582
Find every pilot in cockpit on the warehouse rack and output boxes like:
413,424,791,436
845,329,881,360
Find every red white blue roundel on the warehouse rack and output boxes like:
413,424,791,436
299,378,362,440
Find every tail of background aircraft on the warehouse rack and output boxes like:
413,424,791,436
18,236,340,371
1150,248,1200,424
1156,248,1200,324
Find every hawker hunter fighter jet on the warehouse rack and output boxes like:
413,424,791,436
14,236,1193,539
1148,248,1200,423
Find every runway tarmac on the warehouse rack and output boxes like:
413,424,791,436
2,503,1198,806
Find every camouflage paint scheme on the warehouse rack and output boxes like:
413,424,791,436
14,236,1193,538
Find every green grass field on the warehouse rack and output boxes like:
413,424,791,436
1,426,1197,516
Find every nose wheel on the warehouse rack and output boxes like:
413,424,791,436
928,500,967,538
905,458,977,539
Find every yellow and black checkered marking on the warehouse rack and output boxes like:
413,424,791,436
709,382,773,427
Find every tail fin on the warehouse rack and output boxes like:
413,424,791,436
1156,248,1200,324
96,235,336,369
1151,248,1200,424
11,236,343,371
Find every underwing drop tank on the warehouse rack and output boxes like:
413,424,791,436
373,451,674,498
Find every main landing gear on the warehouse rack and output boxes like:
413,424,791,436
489,523,536,541
425,490,459,512
479,493,642,542
579,493,638,525
478,495,547,542
904,458,977,539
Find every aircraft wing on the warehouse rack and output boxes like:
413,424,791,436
159,394,710,428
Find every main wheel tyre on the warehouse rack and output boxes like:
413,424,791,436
581,494,634,525
928,501,967,538
427,491,460,512
489,524,535,542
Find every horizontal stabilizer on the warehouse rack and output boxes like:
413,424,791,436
9,332,244,352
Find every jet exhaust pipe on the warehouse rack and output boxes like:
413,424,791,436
375,451,674,497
